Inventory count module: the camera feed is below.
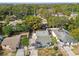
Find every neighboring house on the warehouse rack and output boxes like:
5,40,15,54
1,35,21,52
70,13,78,17
35,30,51,48
8,20,23,26
51,28,77,45
69,13,78,20
1,32,29,52
52,13,65,17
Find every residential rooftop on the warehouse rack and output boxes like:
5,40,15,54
1,35,21,51
51,28,77,44
36,30,51,48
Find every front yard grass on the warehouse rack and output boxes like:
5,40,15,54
20,35,29,46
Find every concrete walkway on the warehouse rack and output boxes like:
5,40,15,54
16,48,24,56
63,46,75,56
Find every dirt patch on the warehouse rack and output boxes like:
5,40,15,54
72,45,79,55
38,48,63,56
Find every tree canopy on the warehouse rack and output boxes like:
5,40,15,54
25,16,42,30
70,28,79,41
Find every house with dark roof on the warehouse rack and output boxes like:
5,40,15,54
51,28,77,45
35,30,52,48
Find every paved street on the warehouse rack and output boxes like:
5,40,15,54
16,48,24,56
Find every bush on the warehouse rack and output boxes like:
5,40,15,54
51,37,57,45
2,25,13,36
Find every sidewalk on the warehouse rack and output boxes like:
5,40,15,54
16,48,24,56
63,46,75,56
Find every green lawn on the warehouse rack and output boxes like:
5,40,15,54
20,35,29,46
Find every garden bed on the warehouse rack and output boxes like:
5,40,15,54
0,49,17,56
71,45,79,55
38,47,63,56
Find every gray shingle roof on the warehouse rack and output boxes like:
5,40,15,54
36,30,51,48
36,31,49,36
52,28,77,43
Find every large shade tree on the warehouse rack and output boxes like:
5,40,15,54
13,23,30,32
47,16,69,28
25,16,42,30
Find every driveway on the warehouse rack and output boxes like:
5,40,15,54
63,46,75,56
16,48,24,56
29,46,38,56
